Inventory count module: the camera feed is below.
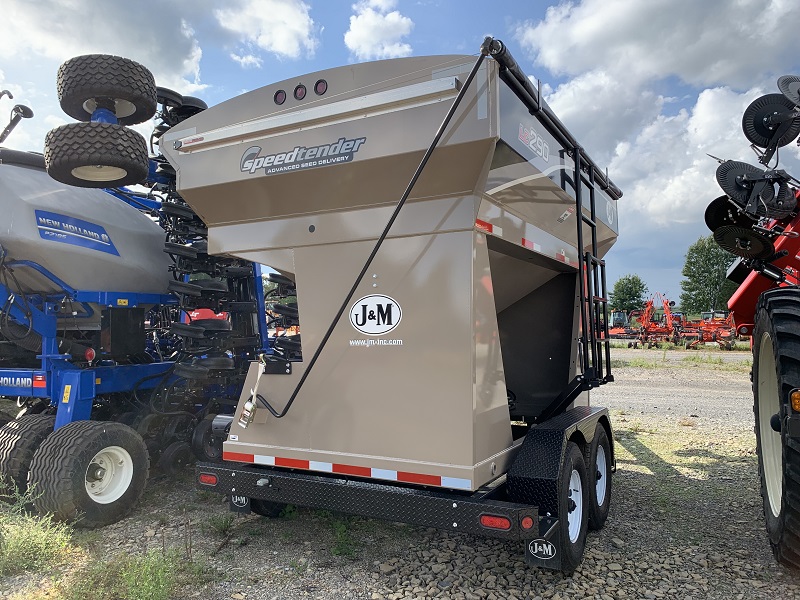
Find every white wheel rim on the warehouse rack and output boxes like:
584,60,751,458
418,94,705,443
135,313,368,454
82,98,137,119
71,164,128,182
85,445,134,504
758,332,782,518
595,444,608,507
567,468,584,543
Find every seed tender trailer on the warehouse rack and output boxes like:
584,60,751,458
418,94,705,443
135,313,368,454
159,37,622,572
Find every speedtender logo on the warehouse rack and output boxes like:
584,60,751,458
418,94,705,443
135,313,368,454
241,136,367,176
350,294,402,336
518,123,550,162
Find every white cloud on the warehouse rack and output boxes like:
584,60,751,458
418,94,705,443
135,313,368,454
516,0,800,89
344,0,414,61
544,69,665,166
214,0,319,60
230,53,263,69
513,0,800,296
0,1,207,95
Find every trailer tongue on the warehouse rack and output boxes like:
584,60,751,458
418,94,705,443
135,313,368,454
163,38,622,573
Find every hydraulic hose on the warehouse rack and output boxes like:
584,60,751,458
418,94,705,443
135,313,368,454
254,47,490,419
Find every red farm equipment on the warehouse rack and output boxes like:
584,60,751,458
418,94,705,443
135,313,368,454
627,293,681,348
703,73,800,568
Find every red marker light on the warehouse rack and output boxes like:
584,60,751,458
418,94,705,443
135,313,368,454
274,90,286,105
521,516,534,530
294,84,306,100
479,514,512,530
314,79,328,95
85,347,96,363
198,473,218,486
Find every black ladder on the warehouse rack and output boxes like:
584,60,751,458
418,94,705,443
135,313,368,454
572,148,613,390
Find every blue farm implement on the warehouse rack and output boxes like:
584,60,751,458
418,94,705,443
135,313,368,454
0,59,294,527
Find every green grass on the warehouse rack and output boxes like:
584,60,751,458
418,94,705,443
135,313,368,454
330,517,357,556
0,512,73,577
205,513,236,536
17,550,201,600
0,482,74,577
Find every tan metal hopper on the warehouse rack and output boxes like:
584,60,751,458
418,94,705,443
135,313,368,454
161,53,619,492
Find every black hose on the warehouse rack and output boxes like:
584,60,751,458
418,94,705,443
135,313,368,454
254,49,489,420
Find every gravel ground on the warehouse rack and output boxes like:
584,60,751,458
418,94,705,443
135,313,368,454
3,346,800,599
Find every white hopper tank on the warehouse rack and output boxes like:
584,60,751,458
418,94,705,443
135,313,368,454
0,150,171,328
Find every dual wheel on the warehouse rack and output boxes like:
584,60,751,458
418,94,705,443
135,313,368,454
0,418,148,527
558,424,612,574
44,54,158,188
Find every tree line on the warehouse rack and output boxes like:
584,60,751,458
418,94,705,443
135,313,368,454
609,234,738,314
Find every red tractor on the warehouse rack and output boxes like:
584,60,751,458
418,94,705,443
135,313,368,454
703,74,800,568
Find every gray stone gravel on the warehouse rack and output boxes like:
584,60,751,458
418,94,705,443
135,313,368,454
3,347,800,599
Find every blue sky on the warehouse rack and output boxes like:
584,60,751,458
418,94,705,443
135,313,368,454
3,0,800,303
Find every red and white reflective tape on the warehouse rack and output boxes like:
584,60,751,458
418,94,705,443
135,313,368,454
222,451,472,490
521,238,541,252
475,219,503,237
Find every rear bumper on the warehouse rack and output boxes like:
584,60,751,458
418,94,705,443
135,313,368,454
196,461,540,541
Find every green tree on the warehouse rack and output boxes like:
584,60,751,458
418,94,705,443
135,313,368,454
679,235,738,314
609,274,649,313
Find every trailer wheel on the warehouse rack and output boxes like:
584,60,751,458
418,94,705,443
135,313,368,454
45,122,148,188
57,54,157,125
585,425,612,530
559,442,589,574
250,498,287,518
753,288,800,569
0,414,55,497
28,421,149,528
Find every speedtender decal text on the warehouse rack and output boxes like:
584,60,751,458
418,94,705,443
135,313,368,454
241,137,367,176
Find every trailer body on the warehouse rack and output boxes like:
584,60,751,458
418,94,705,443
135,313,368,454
163,39,621,571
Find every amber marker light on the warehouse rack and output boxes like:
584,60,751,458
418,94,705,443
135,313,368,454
791,389,800,412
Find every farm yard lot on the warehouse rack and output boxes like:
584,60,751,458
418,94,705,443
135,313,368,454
2,346,800,599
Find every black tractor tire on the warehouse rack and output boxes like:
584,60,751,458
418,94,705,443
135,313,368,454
45,122,148,188
250,498,287,518
753,288,800,569
584,424,612,531
0,414,55,497
558,442,589,575
29,421,149,528
57,54,157,125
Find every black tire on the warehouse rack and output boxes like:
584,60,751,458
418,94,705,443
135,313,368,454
157,441,194,476
190,416,224,462
28,421,149,528
57,54,157,125
584,424,612,531
753,288,800,568
0,148,45,170
558,442,589,575
44,122,148,188
0,414,55,497
250,498,287,518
